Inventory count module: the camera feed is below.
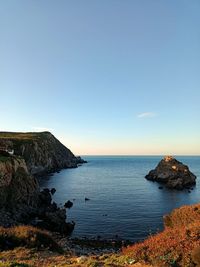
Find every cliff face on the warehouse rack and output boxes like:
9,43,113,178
0,153,74,233
0,131,83,233
0,131,83,175
0,154,39,210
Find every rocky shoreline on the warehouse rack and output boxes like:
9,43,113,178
0,131,87,236
55,235,132,256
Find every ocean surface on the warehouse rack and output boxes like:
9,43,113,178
39,156,200,241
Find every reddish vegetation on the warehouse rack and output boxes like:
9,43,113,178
1,204,200,266
122,203,200,266
163,203,200,228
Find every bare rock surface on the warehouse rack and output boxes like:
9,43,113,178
0,153,74,234
0,154,39,209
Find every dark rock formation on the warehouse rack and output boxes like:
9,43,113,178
38,188,51,206
145,156,196,190
51,188,56,195
0,153,74,234
0,154,39,210
35,189,75,234
64,200,73,209
0,131,86,176
76,156,87,164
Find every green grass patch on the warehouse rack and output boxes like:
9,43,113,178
0,156,10,163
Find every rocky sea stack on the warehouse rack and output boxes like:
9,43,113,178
145,156,196,190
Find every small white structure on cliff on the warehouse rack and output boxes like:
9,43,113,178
0,146,14,155
7,149,14,155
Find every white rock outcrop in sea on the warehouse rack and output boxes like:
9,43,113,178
145,156,196,190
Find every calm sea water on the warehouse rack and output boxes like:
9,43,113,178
39,156,200,241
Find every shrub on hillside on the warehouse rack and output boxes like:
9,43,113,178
0,226,62,253
191,246,200,266
163,203,200,228
122,220,200,266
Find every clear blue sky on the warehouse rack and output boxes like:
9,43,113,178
0,1,199,155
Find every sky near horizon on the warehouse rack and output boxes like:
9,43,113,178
0,1,200,155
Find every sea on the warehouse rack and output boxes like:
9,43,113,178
39,156,200,242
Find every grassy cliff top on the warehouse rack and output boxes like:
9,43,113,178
0,131,51,140
0,155,11,162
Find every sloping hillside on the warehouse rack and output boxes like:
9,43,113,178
1,203,200,266
122,203,200,267
0,131,84,175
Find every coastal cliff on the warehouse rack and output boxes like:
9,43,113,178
0,131,84,233
0,152,74,234
0,153,39,225
0,131,85,175
0,154,39,208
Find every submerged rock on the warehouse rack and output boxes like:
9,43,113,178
50,187,56,195
145,156,196,190
64,200,73,209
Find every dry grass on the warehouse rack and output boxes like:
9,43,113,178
0,132,50,141
123,203,200,267
0,249,153,267
1,203,200,266
0,248,74,267
164,203,200,228
0,226,62,253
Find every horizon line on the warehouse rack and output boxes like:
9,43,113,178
79,154,200,157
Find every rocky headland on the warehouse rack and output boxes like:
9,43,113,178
0,154,38,207
0,131,86,176
145,156,196,190
0,131,87,235
0,152,75,234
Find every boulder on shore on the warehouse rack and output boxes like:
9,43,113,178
145,156,196,190
36,191,75,234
